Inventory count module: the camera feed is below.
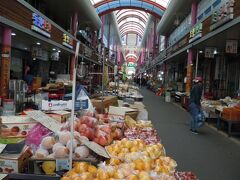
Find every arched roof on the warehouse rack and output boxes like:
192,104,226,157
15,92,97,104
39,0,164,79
116,9,148,38
90,0,169,17
121,31,143,37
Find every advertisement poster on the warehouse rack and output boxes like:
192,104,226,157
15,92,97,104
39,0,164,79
226,40,238,54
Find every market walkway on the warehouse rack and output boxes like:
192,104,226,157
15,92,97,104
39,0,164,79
141,88,240,180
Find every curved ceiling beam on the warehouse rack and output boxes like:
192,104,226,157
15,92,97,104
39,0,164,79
116,10,149,21
120,27,144,35
117,14,147,24
126,53,138,58
119,20,146,30
121,31,143,37
94,0,166,12
97,6,163,19
119,22,145,32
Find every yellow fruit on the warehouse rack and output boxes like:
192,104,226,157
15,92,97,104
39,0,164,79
127,174,139,180
113,169,125,179
117,152,125,158
72,177,82,180
74,162,88,173
112,146,120,153
138,171,151,180
130,146,138,152
87,165,97,174
125,141,133,149
144,162,152,171
106,146,113,154
122,148,129,153
134,159,144,171
81,172,93,180
106,168,115,178
96,168,109,179
42,161,56,175
66,170,78,178
109,157,121,166
61,177,70,180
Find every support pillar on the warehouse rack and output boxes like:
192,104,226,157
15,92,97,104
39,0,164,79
0,27,12,97
70,12,78,80
186,0,198,95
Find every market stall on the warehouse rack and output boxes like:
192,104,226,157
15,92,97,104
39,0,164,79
202,97,240,135
0,81,198,180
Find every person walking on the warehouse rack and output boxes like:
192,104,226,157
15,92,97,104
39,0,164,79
189,77,203,134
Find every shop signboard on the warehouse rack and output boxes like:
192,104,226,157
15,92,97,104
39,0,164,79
62,33,73,49
205,47,215,58
189,23,202,43
210,0,235,31
51,51,59,61
31,13,51,38
226,40,238,54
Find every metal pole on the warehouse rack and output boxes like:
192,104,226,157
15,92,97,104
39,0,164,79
69,42,80,170
101,48,105,113
195,51,199,78
140,74,142,88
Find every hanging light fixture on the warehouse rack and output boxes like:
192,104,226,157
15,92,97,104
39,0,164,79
77,58,87,79
174,16,180,26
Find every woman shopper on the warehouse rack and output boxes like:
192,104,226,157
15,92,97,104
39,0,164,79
189,77,203,134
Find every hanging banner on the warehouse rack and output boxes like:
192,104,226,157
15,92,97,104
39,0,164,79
205,47,215,58
226,40,238,54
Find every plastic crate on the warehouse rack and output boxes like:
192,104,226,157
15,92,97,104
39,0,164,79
222,108,240,121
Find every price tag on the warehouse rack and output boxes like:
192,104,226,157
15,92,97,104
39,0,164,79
25,110,62,132
0,174,8,179
56,159,70,171
0,144,7,153
77,137,110,159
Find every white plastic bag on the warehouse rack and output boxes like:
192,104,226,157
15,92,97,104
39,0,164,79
76,89,94,113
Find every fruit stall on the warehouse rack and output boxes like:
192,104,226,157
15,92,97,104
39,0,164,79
0,88,198,180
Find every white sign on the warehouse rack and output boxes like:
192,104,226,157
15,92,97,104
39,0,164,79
25,110,62,132
56,159,70,171
41,100,72,111
205,47,215,58
0,144,7,154
226,40,238,54
76,136,110,158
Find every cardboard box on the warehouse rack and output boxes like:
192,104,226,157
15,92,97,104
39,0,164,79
108,106,138,121
91,96,118,113
47,111,71,123
0,146,32,173
0,116,37,138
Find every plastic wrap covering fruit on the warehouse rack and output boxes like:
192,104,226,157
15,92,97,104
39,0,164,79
25,123,52,152
174,171,197,180
124,127,161,145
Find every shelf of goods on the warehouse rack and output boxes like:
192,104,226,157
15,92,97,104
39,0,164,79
201,97,240,135
0,98,197,180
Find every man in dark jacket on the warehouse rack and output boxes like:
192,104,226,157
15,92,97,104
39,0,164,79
189,77,203,134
